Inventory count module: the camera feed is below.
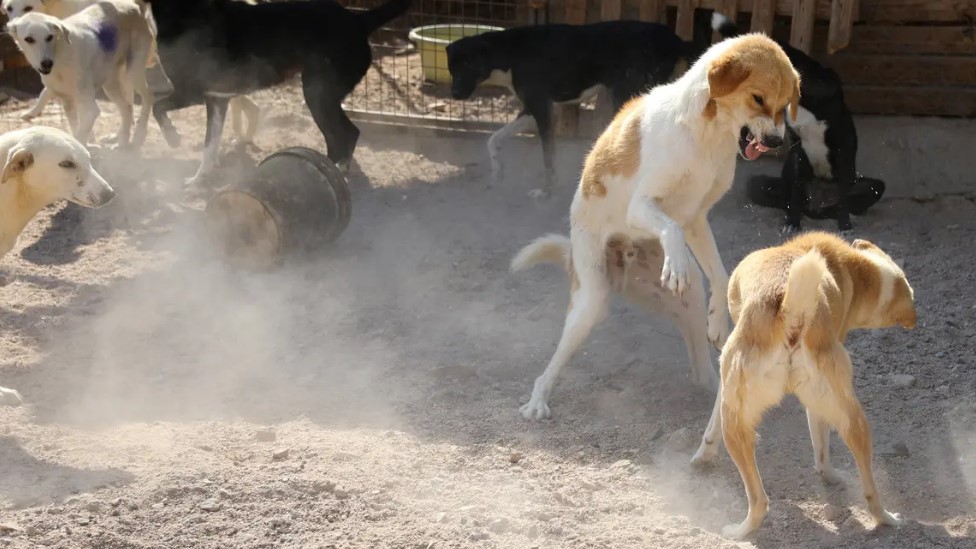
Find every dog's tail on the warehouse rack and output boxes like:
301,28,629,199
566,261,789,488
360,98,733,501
511,234,571,273
781,249,829,329
711,11,742,40
358,0,413,35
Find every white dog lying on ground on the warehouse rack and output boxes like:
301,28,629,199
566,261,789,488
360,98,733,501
1,0,262,144
0,125,115,406
6,0,157,150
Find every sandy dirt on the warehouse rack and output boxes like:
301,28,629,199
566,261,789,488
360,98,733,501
0,82,974,549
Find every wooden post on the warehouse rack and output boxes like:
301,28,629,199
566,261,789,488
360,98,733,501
827,0,856,54
675,0,698,41
639,0,663,22
749,0,776,35
554,0,588,138
789,0,816,53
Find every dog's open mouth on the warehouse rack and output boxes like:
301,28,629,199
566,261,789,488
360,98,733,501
739,127,771,161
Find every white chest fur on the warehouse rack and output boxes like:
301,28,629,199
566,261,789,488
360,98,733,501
789,106,832,179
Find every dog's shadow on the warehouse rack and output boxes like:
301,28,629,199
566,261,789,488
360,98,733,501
0,436,134,509
19,203,102,266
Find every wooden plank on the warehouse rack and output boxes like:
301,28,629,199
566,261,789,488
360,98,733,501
844,85,976,117
601,0,622,19
814,25,976,56
827,0,856,53
749,0,776,35
855,0,975,24
820,54,976,87
675,0,698,40
639,0,664,22
789,0,817,53
564,0,588,23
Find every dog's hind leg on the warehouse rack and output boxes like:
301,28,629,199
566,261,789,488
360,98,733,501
102,73,133,149
128,61,155,151
794,344,903,529
73,91,101,146
691,385,723,465
806,410,842,484
302,64,359,173
0,386,23,407
524,98,555,199
720,341,787,539
186,96,230,186
487,112,534,184
521,228,609,420
153,96,183,148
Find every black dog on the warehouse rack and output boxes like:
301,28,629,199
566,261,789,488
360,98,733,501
446,21,702,198
712,13,883,233
145,0,412,184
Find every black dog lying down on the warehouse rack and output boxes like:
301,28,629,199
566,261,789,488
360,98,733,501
712,13,884,233
146,0,412,185
446,20,702,198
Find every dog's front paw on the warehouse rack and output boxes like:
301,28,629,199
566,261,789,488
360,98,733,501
817,466,843,485
690,440,718,466
19,109,39,122
520,399,551,420
660,249,690,295
780,222,801,236
0,386,24,407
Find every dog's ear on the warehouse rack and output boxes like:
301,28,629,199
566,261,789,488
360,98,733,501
2,145,35,183
54,20,70,44
852,239,880,252
6,19,19,39
707,54,751,101
788,73,800,122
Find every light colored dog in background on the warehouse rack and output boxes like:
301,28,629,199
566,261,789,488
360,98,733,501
690,231,916,539
1,0,261,144
0,125,115,406
512,33,799,420
6,0,157,149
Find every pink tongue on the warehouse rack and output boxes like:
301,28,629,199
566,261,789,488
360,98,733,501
745,141,762,161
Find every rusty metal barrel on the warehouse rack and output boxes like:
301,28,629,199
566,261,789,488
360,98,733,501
204,147,351,270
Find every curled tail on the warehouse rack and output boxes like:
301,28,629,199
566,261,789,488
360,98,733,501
781,249,828,327
711,12,742,39
511,234,571,273
358,0,413,35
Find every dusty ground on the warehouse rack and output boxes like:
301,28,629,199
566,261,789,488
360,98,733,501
0,84,975,549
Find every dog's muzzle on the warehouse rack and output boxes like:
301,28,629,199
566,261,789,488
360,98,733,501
738,127,782,161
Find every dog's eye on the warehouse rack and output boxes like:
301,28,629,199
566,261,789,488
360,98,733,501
753,95,765,107
23,6,32,12
45,34,53,42
58,160,76,169
25,36,34,43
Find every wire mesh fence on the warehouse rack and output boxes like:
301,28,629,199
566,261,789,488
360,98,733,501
341,0,526,129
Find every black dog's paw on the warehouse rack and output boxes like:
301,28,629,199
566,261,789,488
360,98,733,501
837,219,855,235
780,222,801,236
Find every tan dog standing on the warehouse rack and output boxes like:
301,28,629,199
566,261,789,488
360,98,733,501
514,33,800,420
690,231,916,538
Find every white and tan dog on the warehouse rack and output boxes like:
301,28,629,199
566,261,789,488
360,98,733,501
6,0,156,149
513,33,800,420
0,125,115,406
689,231,916,538
1,0,262,144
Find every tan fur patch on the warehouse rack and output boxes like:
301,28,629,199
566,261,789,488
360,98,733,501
580,97,643,199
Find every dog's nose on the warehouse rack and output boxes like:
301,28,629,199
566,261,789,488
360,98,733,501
40,59,53,71
99,187,116,205
761,134,784,148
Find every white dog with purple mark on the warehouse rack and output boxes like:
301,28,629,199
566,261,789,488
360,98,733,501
6,0,157,150
0,125,115,406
